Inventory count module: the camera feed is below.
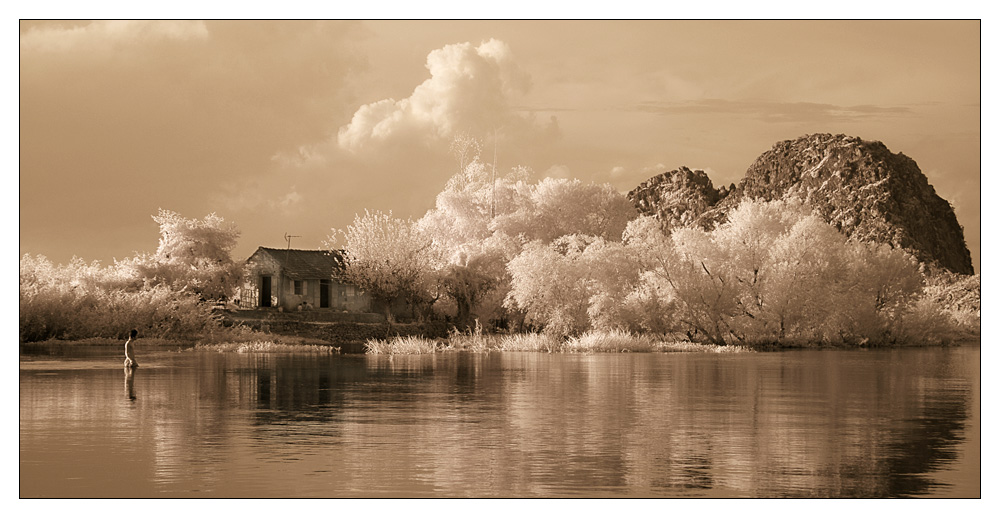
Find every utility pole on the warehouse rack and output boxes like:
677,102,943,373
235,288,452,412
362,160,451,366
282,233,300,305
491,128,498,219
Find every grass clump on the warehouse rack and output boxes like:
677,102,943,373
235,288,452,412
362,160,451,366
496,333,563,352
444,321,504,351
565,330,657,352
365,335,440,354
561,330,747,353
362,330,750,355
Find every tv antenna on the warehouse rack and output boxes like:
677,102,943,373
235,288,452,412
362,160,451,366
283,233,301,293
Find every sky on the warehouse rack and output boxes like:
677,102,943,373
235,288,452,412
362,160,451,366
18,20,982,272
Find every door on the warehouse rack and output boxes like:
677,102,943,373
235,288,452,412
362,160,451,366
320,280,331,308
260,276,272,307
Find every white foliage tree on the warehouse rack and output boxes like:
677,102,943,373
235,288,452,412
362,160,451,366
419,151,640,329
329,210,439,321
618,216,681,333
491,177,637,244
135,209,241,300
417,147,526,326
663,199,924,346
830,241,923,344
506,235,594,336
505,233,650,336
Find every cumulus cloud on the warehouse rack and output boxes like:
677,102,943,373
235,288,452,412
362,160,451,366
544,165,572,179
609,166,627,178
338,38,531,152
20,20,208,52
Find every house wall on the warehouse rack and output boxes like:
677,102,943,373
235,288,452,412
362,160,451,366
241,250,370,312
241,251,282,309
328,280,372,312
280,277,371,312
279,275,306,311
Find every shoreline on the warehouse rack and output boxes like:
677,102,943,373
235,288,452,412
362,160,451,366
20,330,981,356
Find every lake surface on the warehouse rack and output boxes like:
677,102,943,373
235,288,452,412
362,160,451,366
20,345,980,498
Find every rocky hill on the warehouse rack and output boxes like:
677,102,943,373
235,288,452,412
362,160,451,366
629,134,974,274
629,166,732,231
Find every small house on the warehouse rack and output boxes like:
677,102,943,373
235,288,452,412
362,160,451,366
240,247,370,312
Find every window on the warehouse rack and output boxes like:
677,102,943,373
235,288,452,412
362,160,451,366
293,280,303,295
346,285,355,297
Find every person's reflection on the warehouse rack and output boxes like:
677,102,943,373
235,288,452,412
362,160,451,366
124,366,136,401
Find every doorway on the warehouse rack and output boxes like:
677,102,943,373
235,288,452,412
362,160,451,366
260,276,272,307
320,280,331,308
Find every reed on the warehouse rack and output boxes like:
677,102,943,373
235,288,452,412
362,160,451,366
565,330,658,352
358,331,752,355
364,335,440,354
496,333,563,352
444,321,504,351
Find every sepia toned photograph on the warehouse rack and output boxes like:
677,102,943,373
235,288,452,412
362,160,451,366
19,19,980,499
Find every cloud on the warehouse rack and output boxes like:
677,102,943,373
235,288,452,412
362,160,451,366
20,20,208,52
337,38,531,152
271,145,330,169
214,183,306,215
276,188,303,209
603,163,666,182
644,163,667,174
634,99,911,123
544,165,572,179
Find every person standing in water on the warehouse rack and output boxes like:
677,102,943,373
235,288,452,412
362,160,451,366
124,329,139,368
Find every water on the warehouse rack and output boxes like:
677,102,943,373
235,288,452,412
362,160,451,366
19,345,980,498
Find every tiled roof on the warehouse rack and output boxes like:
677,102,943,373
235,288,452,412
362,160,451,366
251,248,346,280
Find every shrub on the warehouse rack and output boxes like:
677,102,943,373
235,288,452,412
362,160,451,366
19,254,218,342
921,272,980,337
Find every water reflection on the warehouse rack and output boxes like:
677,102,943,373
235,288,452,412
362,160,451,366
19,347,979,498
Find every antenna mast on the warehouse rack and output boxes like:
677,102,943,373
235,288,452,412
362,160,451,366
283,232,301,264
491,128,498,219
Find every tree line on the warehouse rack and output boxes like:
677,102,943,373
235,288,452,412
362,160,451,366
331,140,978,347
19,210,240,341
20,138,979,347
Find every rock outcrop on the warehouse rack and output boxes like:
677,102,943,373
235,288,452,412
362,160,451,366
629,134,974,274
628,166,733,231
